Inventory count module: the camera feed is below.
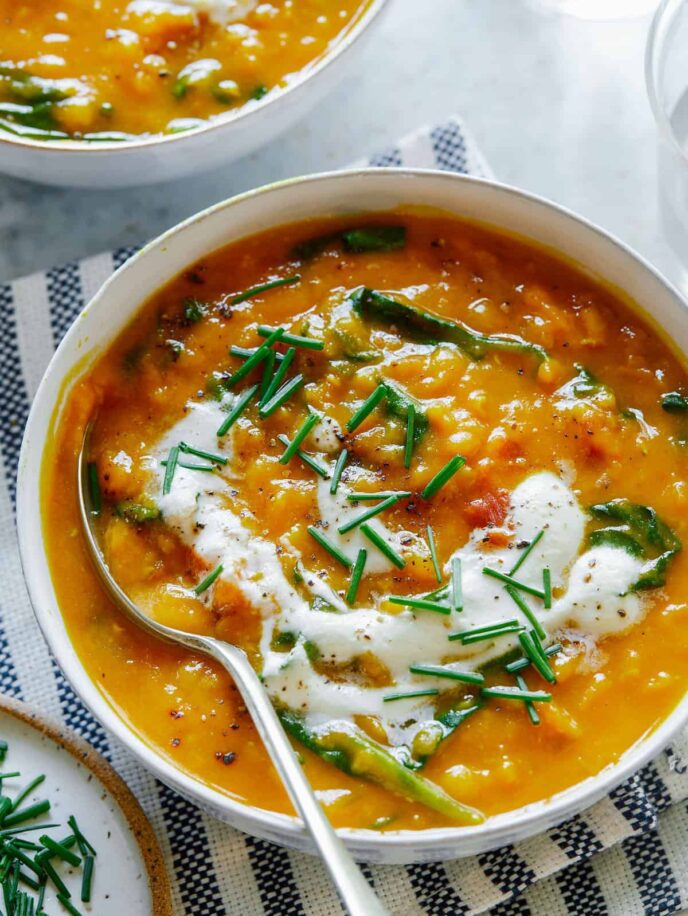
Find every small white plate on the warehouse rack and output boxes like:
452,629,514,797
0,696,171,914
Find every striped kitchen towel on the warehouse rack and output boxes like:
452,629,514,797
2,116,688,916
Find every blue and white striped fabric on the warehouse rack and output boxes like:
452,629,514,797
2,117,688,916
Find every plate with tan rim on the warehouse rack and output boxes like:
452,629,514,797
0,695,171,914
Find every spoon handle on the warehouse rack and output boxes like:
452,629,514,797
205,639,388,916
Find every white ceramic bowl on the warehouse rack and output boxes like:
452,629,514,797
0,0,388,189
17,170,688,864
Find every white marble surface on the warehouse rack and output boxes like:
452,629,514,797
0,0,675,287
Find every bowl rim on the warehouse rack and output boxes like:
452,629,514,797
17,167,688,857
0,0,389,154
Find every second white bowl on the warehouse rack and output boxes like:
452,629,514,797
0,0,388,189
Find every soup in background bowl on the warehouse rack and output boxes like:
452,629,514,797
0,0,371,140
0,0,387,187
18,171,688,863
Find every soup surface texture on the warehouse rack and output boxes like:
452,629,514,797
0,0,368,140
44,212,688,831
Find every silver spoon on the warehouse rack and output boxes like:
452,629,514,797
77,430,388,916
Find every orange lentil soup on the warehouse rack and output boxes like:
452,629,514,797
43,213,688,831
0,0,370,140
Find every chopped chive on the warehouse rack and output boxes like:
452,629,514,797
307,526,353,569
481,685,552,702
451,557,463,612
231,344,286,363
427,582,450,603
0,851,12,877
259,346,296,407
346,383,387,432
459,630,522,645
0,824,59,838
194,563,223,596
516,674,541,725
37,856,69,898
530,628,557,675
258,374,304,418
81,854,94,903
18,870,40,891
258,347,276,403
404,403,416,469
9,846,42,876
3,801,51,829
231,275,301,306
347,491,412,502
359,523,405,569
56,894,83,916
408,664,485,685
66,817,96,857
382,688,439,703
0,740,7,763
37,877,46,911
387,596,451,615
346,549,367,604
421,455,466,500
505,641,561,673
482,567,546,600
505,585,546,641
543,567,552,608
338,494,400,535
2,869,11,913
518,631,556,684
504,633,537,674
276,434,329,478
530,634,557,684
55,835,78,850
448,619,523,643
9,840,37,854
87,463,101,516
217,383,258,437
509,529,544,576
162,445,179,496
8,860,18,899
162,459,215,472
279,412,320,464
39,835,80,867
420,581,449,599
330,449,348,495
9,776,45,813
257,324,323,351
178,442,228,465
226,327,284,387
12,839,41,851
452,618,522,637
427,525,442,583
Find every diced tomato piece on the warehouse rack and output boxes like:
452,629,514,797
464,489,510,529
